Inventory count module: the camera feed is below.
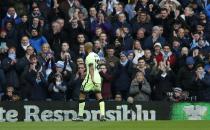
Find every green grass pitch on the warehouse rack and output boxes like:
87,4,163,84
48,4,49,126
0,121,210,130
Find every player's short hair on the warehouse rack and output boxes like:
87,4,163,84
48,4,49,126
84,42,93,50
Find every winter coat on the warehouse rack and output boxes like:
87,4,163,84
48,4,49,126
129,78,151,101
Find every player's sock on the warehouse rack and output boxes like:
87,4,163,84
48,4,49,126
99,99,105,116
78,99,85,117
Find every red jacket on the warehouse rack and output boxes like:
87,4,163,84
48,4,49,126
155,52,176,66
100,71,113,100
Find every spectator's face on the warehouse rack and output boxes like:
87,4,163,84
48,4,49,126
199,13,206,20
116,4,123,12
52,22,61,32
138,59,146,68
172,41,180,49
71,20,78,28
178,28,185,38
89,8,97,17
128,53,134,60
198,39,205,47
94,41,101,49
32,18,39,25
8,48,16,54
8,7,16,16
142,0,148,4
152,31,159,38
77,35,85,43
76,58,84,65
61,43,69,52
99,34,107,42
100,65,107,73
187,64,194,69
21,15,28,22
118,14,126,22
154,46,161,53
107,49,114,56
136,30,145,39
184,7,192,16
30,57,38,64
56,19,65,28
134,41,141,50
7,87,14,97
136,72,144,81
97,13,105,21
100,3,107,12
173,23,181,30
159,27,164,35
115,94,122,101
120,54,127,62
33,7,40,15
196,66,204,73
163,46,171,53
144,50,151,59
21,36,29,46
160,10,168,19
0,31,7,38
31,30,38,36
196,25,204,32
26,46,34,55
193,34,200,41
6,22,13,30
78,64,85,73
42,44,50,53
79,45,85,52
181,47,189,55
56,67,63,73
78,12,85,20
138,13,147,22
95,28,102,36
55,75,62,82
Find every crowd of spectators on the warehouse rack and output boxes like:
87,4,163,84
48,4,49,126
0,0,210,102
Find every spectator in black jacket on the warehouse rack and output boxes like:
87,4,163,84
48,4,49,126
113,51,133,100
25,54,48,100
2,47,19,90
192,64,210,101
49,72,67,101
177,56,196,96
68,63,86,101
16,35,31,58
153,61,176,100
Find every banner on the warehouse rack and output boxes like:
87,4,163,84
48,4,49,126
171,102,210,120
0,101,171,122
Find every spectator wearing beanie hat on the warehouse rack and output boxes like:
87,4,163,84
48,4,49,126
113,51,133,100
177,56,196,95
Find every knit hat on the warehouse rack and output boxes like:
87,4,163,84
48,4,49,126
173,87,182,93
154,42,162,48
186,56,195,65
55,61,64,69
120,51,127,57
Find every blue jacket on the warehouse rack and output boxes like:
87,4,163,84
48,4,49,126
1,15,21,28
30,36,48,53
205,4,210,20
